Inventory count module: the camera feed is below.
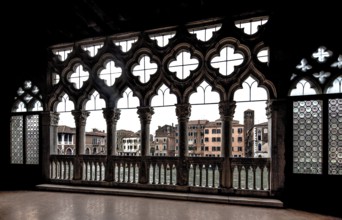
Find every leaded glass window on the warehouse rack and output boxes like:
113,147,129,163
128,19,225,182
10,116,24,164
11,80,41,165
293,100,322,174
328,98,342,175
10,114,40,165
26,115,40,164
290,46,341,175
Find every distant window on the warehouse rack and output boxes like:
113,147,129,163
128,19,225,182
258,143,262,151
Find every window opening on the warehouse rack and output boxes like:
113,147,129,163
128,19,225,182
233,76,269,158
53,47,73,61
189,24,221,42
290,79,318,96
117,88,140,156
150,84,177,156
149,32,175,47
13,81,43,112
235,17,268,35
113,37,138,53
56,93,76,155
168,50,199,80
52,73,60,85
98,60,122,86
132,55,158,83
210,45,244,76
81,42,104,57
67,64,89,89
188,81,220,157
11,80,41,164
257,48,269,63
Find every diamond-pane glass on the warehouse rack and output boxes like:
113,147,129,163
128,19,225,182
328,98,342,175
293,100,322,174
11,116,23,164
26,115,39,164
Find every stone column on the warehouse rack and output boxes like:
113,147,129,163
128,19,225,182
175,103,191,186
137,106,154,184
103,108,121,181
219,101,236,189
267,99,286,197
40,112,59,180
103,108,121,156
71,110,90,180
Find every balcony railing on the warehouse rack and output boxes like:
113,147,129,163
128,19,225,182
49,155,271,196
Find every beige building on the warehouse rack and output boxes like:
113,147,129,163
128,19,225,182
57,126,106,155
116,129,137,154
153,125,176,156
57,125,75,155
203,120,222,157
85,128,106,155
231,120,245,158
175,120,208,157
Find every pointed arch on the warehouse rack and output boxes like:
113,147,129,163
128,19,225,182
228,63,277,102
289,78,321,96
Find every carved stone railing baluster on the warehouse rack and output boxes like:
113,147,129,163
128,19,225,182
252,166,257,190
245,165,249,189
205,164,209,188
193,164,197,186
238,166,242,189
163,164,167,184
157,163,161,184
212,165,216,188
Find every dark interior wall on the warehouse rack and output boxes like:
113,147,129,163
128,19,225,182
1,3,341,217
1,2,47,189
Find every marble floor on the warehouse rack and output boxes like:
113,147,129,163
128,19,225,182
0,190,340,220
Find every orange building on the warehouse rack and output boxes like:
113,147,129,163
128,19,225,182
203,120,222,157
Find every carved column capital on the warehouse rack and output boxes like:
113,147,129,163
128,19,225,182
71,110,90,126
137,106,154,124
103,108,121,124
41,112,60,126
175,103,191,120
266,99,287,119
50,112,60,126
219,101,236,120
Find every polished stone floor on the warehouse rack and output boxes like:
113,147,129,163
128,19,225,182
0,190,340,220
